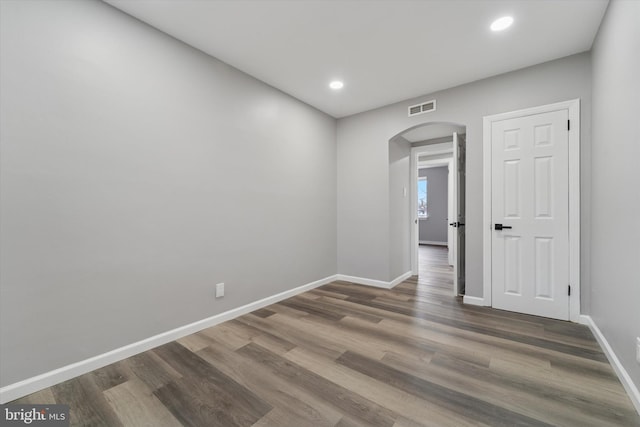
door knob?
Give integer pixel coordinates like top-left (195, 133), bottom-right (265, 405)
top-left (494, 224), bottom-right (512, 230)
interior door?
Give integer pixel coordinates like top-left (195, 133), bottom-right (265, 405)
top-left (447, 160), bottom-right (454, 266)
top-left (456, 134), bottom-right (466, 295)
top-left (449, 133), bottom-right (466, 295)
top-left (491, 109), bottom-right (569, 320)
top-left (451, 133), bottom-right (459, 294)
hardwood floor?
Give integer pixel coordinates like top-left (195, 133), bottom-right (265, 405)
top-left (13, 245), bottom-right (640, 426)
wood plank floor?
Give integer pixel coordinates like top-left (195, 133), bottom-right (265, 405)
top-left (13, 245), bottom-right (640, 426)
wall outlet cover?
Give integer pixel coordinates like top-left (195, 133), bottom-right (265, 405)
top-left (215, 283), bottom-right (225, 298)
top-left (636, 337), bottom-right (640, 364)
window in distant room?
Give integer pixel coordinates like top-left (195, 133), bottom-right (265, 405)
top-left (418, 177), bottom-right (428, 218)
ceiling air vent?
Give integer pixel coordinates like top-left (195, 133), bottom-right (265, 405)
top-left (408, 100), bottom-right (436, 117)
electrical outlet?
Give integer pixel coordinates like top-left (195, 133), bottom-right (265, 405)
top-left (215, 283), bottom-right (225, 298)
top-left (636, 337), bottom-right (640, 364)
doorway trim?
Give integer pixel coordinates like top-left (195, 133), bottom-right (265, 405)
top-left (482, 99), bottom-right (580, 322)
top-left (410, 142), bottom-right (454, 275)
top-left (417, 160), bottom-right (453, 249)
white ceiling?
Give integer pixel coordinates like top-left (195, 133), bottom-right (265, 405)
top-left (104, 0), bottom-right (608, 118)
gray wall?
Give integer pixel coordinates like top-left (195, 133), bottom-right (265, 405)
top-left (388, 138), bottom-right (412, 279)
top-left (590, 0), bottom-right (640, 391)
top-left (337, 52), bottom-right (592, 295)
top-left (418, 167), bottom-right (448, 243)
top-left (0, 0), bottom-right (336, 387)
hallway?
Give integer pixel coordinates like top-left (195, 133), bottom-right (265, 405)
top-left (417, 244), bottom-right (455, 297)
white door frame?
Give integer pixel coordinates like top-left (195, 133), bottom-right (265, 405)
top-left (482, 99), bottom-right (581, 322)
top-left (410, 142), bottom-right (454, 275)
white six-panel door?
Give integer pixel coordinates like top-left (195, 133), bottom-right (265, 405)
top-left (491, 109), bottom-right (570, 320)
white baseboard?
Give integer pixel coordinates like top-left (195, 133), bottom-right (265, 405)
top-left (336, 271), bottom-right (413, 290)
top-left (0, 274), bottom-right (338, 404)
top-left (580, 315), bottom-right (640, 415)
top-left (336, 274), bottom-right (390, 289)
top-left (389, 271), bottom-right (413, 288)
top-left (419, 240), bottom-right (448, 246)
top-left (462, 295), bottom-right (487, 306)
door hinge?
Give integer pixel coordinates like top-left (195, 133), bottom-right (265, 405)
top-left (568, 285), bottom-right (571, 296)
top-left (567, 120), bottom-right (570, 131)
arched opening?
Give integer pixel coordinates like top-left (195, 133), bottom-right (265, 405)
top-left (389, 121), bottom-right (467, 296)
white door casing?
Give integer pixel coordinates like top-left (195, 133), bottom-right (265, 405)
top-left (410, 142), bottom-right (454, 275)
top-left (482, 99), bottom-right (580, 322)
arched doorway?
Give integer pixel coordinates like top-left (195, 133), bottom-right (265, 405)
top-left (390, 121), bottom-right (467, 295)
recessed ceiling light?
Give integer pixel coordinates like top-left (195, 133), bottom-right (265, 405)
top-left (329, 80), bottom-right (344, 90)
top-left (490, 16), bottom-right (514, 32)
